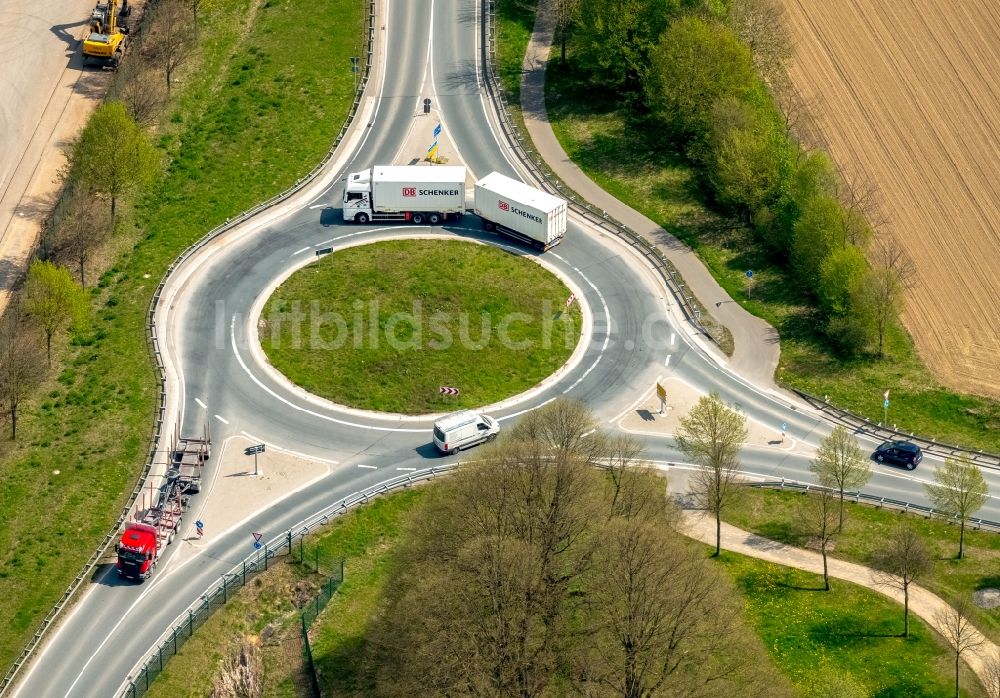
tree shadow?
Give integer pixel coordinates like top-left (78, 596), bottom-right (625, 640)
top-left (438, 60), bottom-right (479, 94)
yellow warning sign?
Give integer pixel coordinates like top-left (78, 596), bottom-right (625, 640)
top-left (656, 382), bottom-right (667, 401)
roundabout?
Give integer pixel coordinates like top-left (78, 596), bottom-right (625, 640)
top-left (258, 238), bottom-right (583, 414)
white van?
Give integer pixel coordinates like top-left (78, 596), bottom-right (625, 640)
top-left (433, 410), bottom-right (500, 455)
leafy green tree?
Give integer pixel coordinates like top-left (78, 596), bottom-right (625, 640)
top-left (791, 195), bottom-right (844, 291)
top-left (818, 244), bottom-right (868, 317)
top-left (809, 426), bottom-right (870, 530)
top-left (645, 16), bottom-right (756, 141)
top-left (0, 302), bottom-right (46, 439)
top-left (22, 260), bottom-right (88, 366)
top-left (73, 102), bottom-right (159, 218)
top-left (675, 392), bottom-right (748, 556)
top-left (707, 98), bottom-right (786, 214)
top-left (769, 150), bottom-right (838, 255)
top-left (574, 0), bottom-right (680, 93)
top-left (924, 454), bottom-right (989, 559)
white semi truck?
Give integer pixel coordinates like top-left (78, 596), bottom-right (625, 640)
top-left (474, 172), bottom-right (567, 251)
top-left (342, 165), bottom-right (467, 224)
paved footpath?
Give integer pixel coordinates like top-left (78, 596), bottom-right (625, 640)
top-left (675, 499), bottom-right (999, 686)
top-left (518, 1), bottom-right (780, 388)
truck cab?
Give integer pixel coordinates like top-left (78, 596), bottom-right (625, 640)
top-left (343, 170), bottom-right (374, 223)
top-left (116, 523), bottom-right (159, 581)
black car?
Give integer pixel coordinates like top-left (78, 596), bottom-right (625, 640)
top-left (873, 441), bottom-right (923, 470)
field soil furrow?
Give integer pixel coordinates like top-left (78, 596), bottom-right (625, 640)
top-left (782, 0), bottom-right (1000, 397)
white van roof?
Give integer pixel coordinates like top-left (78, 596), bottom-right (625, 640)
top-left (434, 410), bottom-right (481, 432)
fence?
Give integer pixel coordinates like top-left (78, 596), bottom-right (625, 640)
top-left (301, 564), bottom-right (345, 698)
top-left (748, 479), bottom-right (1000, 533)
top-left (117, 465), bottom-right (454, 697)
top-left (481, 0), bottom-right (725, 349)
top-left (0, 1), bottom-right (378, 694)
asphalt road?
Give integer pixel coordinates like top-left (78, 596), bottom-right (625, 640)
top-left (13, 0), bottom-right (1000, 695)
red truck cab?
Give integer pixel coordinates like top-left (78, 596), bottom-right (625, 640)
top-left (116, 522), bottom-right (159, 581)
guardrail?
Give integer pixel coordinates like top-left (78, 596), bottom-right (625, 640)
top-left (119, 464), bottom-right (456, 697)
top-left (748, 479), bottom-right (1000, 533)
top-left (791, 389), bottom-right (1000, 471)
top-left (0, 2), bottom-right (377, 694)
top-left (481, 0), bottom-right (725, 349)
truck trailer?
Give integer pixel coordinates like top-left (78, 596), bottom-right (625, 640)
top-left (116, 425), bottom-right (210, 582)
top-left (474, 172), bottom-right (567, 251)
top-left (343, 165), bottom-right (467, 224)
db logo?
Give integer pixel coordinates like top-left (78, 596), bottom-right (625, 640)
top-left (498, 200), bottom-right (510, 211)
top-left (402, 187), bottom-right (417, 197)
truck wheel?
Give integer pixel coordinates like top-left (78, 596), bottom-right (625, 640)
top-left (355, 212), bottom-right (370, 224)
top-left (486, 434), bottom-right (497, 442)
top-left (483, 220), bottom-right (495, 232)
top-left (167, 531), bottom-right (174, 545)
top-left (411, 213), bottom-right (425, 225)
top-left (428, 213), bottom-right (442, 225)
top-left (450, 447), bottom-right (460, 456)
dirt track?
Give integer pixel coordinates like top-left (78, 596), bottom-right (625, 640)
top-left (781, 0), bottom-right (1000, 398)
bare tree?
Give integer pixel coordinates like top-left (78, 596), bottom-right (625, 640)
top-left (149, 0), bottom-right (193, 93)
top-left (0, 302), bottom-right (46, 439)
top-left (798, 489), bottom-right (839, 591)
top-left (116, 61), bottom-right (167, 127)
top-left (983, 647), bottom-right (1000, 698)
top-left (583, 519), bottom-right (781, 698)
top-left (809, 426), bottom-right (870, 530)
top-left (935, 597), bottom-right (985, 698)
top-left (600, 432), bottom-right (662, 521)
top-left (870, 525), bottom-right (931, 637)
top-left (52, 187), bottom-right (113, 287)
top-left (864, 235), bottom-right (915, 358)
top-left (676, 393), bottom-right (749, 556)
top-left (924, 454), bottom-right (989, 559)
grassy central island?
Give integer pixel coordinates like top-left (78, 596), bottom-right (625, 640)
top-left (260, 239), bottom-right (582, 413)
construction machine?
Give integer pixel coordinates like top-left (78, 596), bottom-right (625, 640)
top-left (82, 0), bottom-right (131, 68)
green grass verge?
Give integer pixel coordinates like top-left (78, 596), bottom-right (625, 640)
top-left (495, 0), bottom-right (539, 101)
top-left (540, 57), bottom-right (1000, 452)
top-left (724, 488), bottom-right (1000, 644)
top-left (0, 0), bottom-right (363, 674)
top-left (260, 240), bottom-right (581, 413)
top-left (144, 489), bottom-right (424, 697)
top-left (720, 552), bottom-right (987, 697)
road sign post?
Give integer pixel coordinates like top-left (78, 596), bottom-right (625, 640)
top-left (745, 270), bottom-right (754, 299)
top-left (244, 443), bottom-right (265, 476)
top-left (195, 519), bottom-right (204, 538)
top-left (883, 389), bottom-right (890, 425)
top-left (656, 382), bottom-right (667, 414)
top-left (781, 421), bottom-right (787, 442)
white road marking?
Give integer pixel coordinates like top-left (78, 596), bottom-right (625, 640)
top-left (670, 332), bottom-right (676, 346)
top-left (665, 355), bottom-right (671, 367)
top-left (498, 397), bottom-right (556, 421)
top-left (308, 204), bottom-right (327, 209)
top-left (357, 464), bottom-right (377, 470)
top-left (236, 429), bottom-right (340, 465)
top-left (292, 246), bottom-right (310, 255)
top-left (397, 467), bottom-right (417, 471)
top-left (214, 414), bottom-right (229, 425)
top-left (194, 398), bottom-right (207, 409)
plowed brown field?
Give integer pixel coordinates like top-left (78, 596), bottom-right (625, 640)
top-left (781, 0), bottom-right (1000, 398)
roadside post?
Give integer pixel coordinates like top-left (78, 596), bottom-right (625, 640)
top-left (745, 269), bottom-right (754, 299)
top-left (781, 422), bottom-right (787, 442)
top-left (656, 382), bottom-right (667, 415)
top-left (883, 389), bottom-right (890, 425)
top-left (244, 443), bottom-right (265, 476)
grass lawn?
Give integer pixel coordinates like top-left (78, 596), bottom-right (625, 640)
top-left (720, 552), bottom-right (987, 697)
top-left (496, 0), bottom-right (539, 101)
top-left (260, 240), bottom-right (581, 413)
top-left (0, 0), bottom-right (363, 675)
top-left (144, 488), bottom-right (424, 696)
top-left (724, 488), bottom-right (1000, 644)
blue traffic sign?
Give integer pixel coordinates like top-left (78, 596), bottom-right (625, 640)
top-left (781, 422), bottom-right (787, 432)
top-left (433, 122), bottom-right (442, 138)
top-left (195, 520), bottom-right (204, 530)
top-left (746, 270), bottom-right (754, 278)
top-left (253, 541), bottom-right (262, 550)
top-left (884, 399), bottom-right (890, 408)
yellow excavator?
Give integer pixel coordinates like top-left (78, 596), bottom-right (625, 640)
top-left (82, 0), bottom-right (131, 68)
